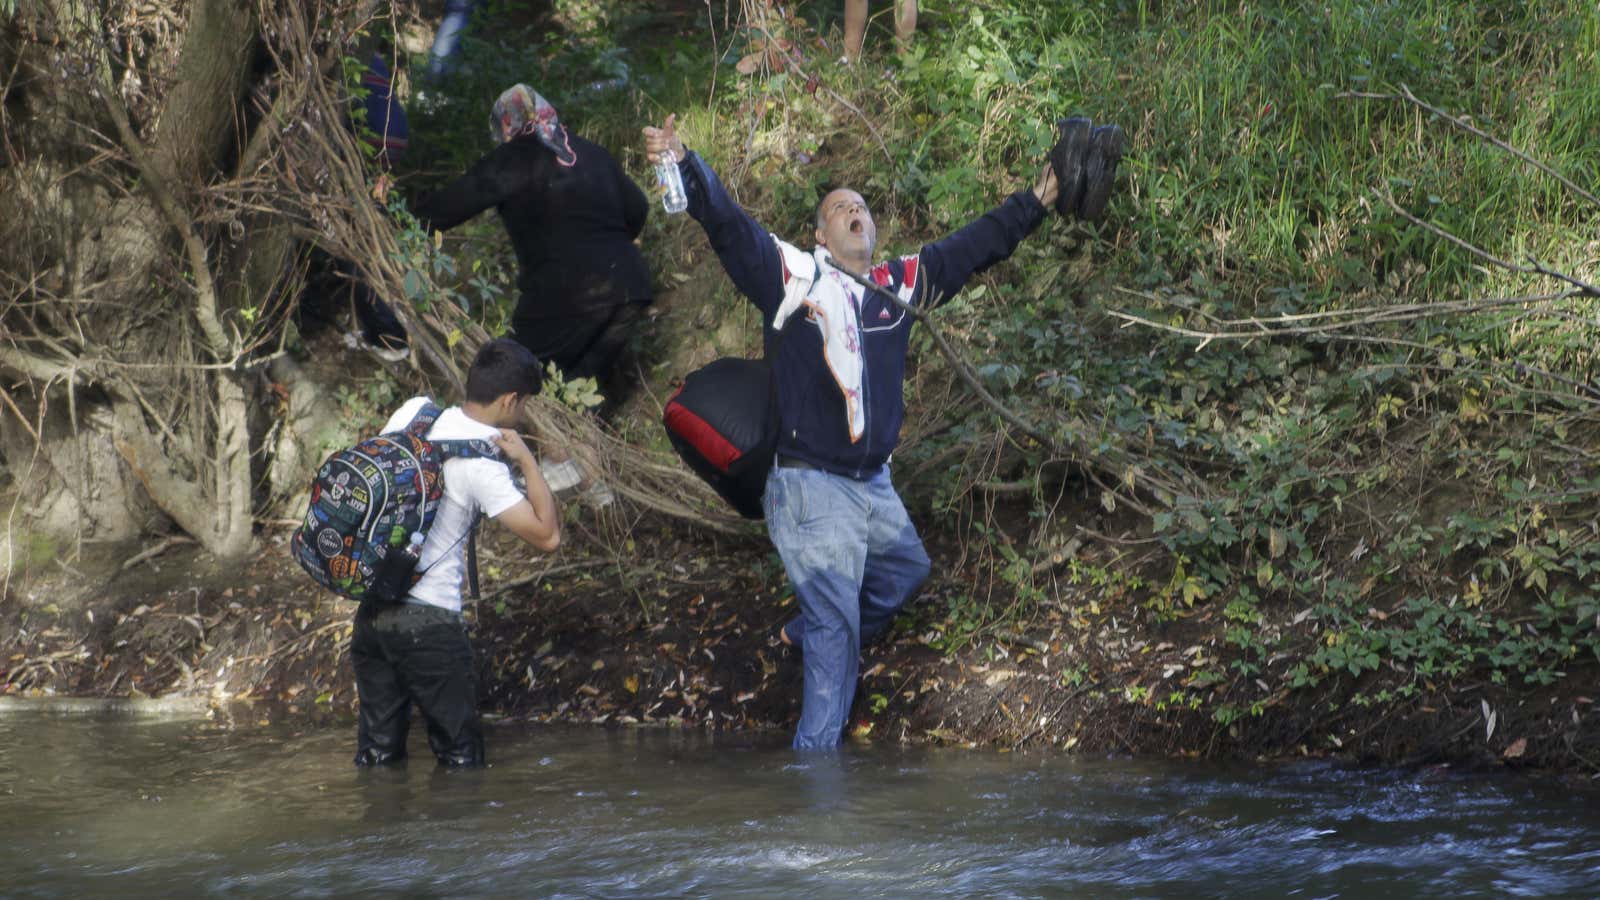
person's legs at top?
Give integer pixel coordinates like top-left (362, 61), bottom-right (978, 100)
top-left (390, 604), bottom-right (485, 767)
top-left (843, 0), bottom-right (868, 62)
top-left (764, 465), bottom-right (871, 750)
top-left (427, 0), bottom-right (486, 80)
top-left (843, 0), bottom-right (918, 62)
top-left (857, 467), bottom-right (930, 645)
top-left (351, 604), bottom-right (413, 766)
top-left (894, 0), bottom-right (918, 47)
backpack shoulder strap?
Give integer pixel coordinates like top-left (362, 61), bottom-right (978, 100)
top-left (389, 399), bottom-right (444, 439)
top-left (432, 438), bottom-right (503, 462)
top-left (388, 403), bottom-right (500, 462)
top-left (466, 513), bottom-right (483, 601)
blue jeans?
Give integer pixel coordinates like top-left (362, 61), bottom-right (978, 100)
top-left (427, 0), bottom-right (486, 80)
top-left (763, 464), bottom-right (931, 750)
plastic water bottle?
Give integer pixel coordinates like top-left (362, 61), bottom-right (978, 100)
top-left (401, 531), bottom-right (425, 562)
top-left (656, 150), bottom-right (687, 214)
top-left (372, 531), bottom-right (426, 604)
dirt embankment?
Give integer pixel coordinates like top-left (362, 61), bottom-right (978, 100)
top-left (3, 517), bottom-right (1597, 778)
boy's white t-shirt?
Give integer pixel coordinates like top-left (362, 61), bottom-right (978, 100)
top-left (381, 396), bottom-right (526, 612)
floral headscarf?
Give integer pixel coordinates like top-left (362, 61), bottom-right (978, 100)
top-left (490, 84), bottom-right (576, 167)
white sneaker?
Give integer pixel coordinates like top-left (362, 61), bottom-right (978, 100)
top-left (368, 342), bottom-right (410, 363)
top-left (344, 330), bottom-right (409, 362)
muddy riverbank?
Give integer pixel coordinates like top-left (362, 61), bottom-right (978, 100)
top-left (4, 517), bottom-right (1595, 779)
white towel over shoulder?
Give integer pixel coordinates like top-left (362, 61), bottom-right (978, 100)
top-left (771, 238), bottom-right (867, 443)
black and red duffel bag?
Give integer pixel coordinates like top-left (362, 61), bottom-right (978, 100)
top-left (662, 358), bottom-right (777, 519)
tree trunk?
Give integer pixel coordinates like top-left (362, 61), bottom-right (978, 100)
top-left (0, 0), bottom-right (283, 559)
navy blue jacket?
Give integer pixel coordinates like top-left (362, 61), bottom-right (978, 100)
top-left (679, 151), bottom-right (1047, 479)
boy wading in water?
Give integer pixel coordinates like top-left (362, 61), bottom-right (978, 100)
top-left (351, 339), bottom-right (561, 767)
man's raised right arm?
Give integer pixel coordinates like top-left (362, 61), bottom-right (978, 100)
top-left (643, 117), bottom-right (784, 317)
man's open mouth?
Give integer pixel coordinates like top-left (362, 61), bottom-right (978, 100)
top-left (849, 218), bottom-right (864, 234)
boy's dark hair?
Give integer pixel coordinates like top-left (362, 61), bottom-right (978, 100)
top-left (465, 338), bottom-right (543, 404)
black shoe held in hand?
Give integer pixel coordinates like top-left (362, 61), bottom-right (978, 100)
top-left (1049, 116), bottom-right (1093, 219)
top-left (1078, 124), bottom-right (1126, 223)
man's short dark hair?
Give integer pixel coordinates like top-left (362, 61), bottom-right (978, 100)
top-left (465, 338), bottom-right (543, 404)
top-left (815, 186), bottom-right (867, 231)
top-left (814, 182), bottom-right (843, 231)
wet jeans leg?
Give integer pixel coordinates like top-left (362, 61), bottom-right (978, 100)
top-left (765, 466), bottom-right (869, 751)
top-left (395, 607), bottom-right (484, 768)
top-left (352, 604), bottom-right (483, 768)
top-left (777, 470), bottom-right (928, 651)
top-left (859, 469), bottom-right (931, 645)
top-left (352, 607), bottom-right (411, 766)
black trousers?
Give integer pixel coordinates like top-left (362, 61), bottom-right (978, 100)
top-left (513, 300), bottom-right (647, 382)
top-left (350, 602), bottom-right (484, 767)
top-left (339, 258), bottom-right (408, 350)
top-left (293, 251), bottom-right (408, 349)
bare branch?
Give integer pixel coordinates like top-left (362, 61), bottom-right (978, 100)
top-left (1525, 259), bottom-right (1600, 299)
top-left (1110, 287), bottom-right (1580, 342)
top-left (94, 53), bottom-right (233, 360)
top-left (1339, 84), bottom-right (1600, 207)
top-left (1376, 189), bottom-right (1536, 276)
top-left (0, 384), bottom-right (41, 445)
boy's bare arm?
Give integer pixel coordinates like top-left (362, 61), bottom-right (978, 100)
top-left (491, 428), bottom-right (561, 552)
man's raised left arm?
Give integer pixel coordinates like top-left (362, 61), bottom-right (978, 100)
top-left (914, 165), bottom-right (1058, 309)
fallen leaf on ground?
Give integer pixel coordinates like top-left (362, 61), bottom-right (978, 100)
top-left (984, 669), bottom-right (1018, 687)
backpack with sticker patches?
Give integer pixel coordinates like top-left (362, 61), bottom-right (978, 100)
top-left (291, 400), bottom-right (499, 603)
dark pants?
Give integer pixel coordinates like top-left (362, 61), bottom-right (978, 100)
top-left (294, 252), bottom-right (408, 350)
top-left (514, 301), bottom-right (646, 382)
top-left (350, 602), bottom-right (484, 767)
top-left (340, 258), bottom-right (408, 350)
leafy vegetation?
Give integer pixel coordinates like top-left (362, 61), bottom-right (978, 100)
top-left (386, 0), bottom-right (1596, 750)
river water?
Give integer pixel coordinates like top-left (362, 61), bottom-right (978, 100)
top-left (2, 709), bottom-right (1597, 898)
